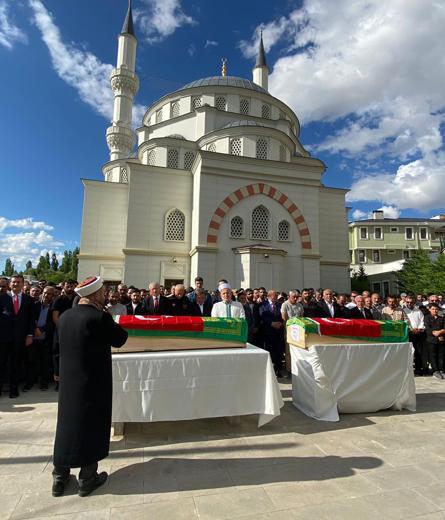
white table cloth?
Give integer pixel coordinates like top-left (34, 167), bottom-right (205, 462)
top-left (112, 344), bottom-right (283, 427)
top-left (290, 343), bottom-right (416, 422)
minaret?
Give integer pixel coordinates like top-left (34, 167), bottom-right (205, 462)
top-left (106, 0), bottom-right (140, 161)
top-left (252, 31), bottom-right (269, 91)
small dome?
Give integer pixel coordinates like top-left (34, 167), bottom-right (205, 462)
top-left (167, 134), bottom-right (186, 140)
top-left (181, 76), bottom-right (267, 93)
top-left (222, 120), bottom-right (266, 129)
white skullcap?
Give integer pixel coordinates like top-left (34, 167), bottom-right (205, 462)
top-left (218, 283), bottom-right (231, 291)
top-left (75, 276), bottom-right (103, 297)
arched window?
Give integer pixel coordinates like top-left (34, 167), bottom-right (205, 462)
top-left (147, 149), bottom-right (156, 166)
top-left (261, 104), bottom-right (271, 119)
top-left (170, 101), bottom-right (180, 118)
top-left (256, 139), bottom-right (268, 160)
top-left (240, 98), bottom-right (250, 115)
top-left (167, 148), bottom-right (179, 168)
top-left (165, 209), bottom-right (185, 241)
top-left (230, 216), bottom-right (244, 238)
top-left (184, 151), bottom-right (195, 170)
top-left (156, 108), bottom-right (163, 123)
top-left (215, 96), bottom-right (227, 111)
top-left (207, 142), bottom-right (216, 152)
top-left (230, 138), bottom-right (242, 156)
top-left (278, 220), bottom-right (290, 241)
top-left (279, 145), bottom-right (286, 162)
top-left (251, 205), bottom-right (270, 240)
top-left (192, 97), bottom-right (202, 110)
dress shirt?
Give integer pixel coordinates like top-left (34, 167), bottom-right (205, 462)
top-left (211, 300), bottom-right (245, 319)
top-left (404, 307), bottom-right (425, 330)
top-left (325, 300), bottom-right (335, 317)
top-left (382, 306), bottom-right (407, 321)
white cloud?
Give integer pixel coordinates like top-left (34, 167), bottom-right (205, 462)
top-left (350, 206), bottom-right (401, 221)
top-left (239, 17), bottom-right (292, 59)
top-left (136, 0), bottom-right (196, 44)
top-left (0, 0), bottom-right (27, 49)
top-left (351, 209), bottom-right (367, 221)
top-left (0, 217), bottom-right (54, 232)
top-left (29, 0), bottom-right (145, 126)
top-left (205, 40), bottom-right (218, 48)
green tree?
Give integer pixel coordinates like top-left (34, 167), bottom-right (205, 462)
top-left (71, 247), bottom-right (79, 279)
top-left (351, 264), bottom-right (370, 292)
top-left (36, 255), bottom-right (48, 274)
top-left (25, 260), bottom-right (33, 274)
top-left (61, 250), bottom-right (71, 273)
top-left (50, 252), bottom-right (59, 271)
top-left (2, 258), bottom-right (15, 276)
top-left (45, 252), bottom-right (51, 270)
top-left (397, 250), bottom-right (436, 294)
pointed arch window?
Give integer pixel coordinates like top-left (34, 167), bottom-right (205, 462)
top-left (256, 139), bottom-right (268, 160)
top-left (167, 148), bottom-right (179, 168)
top-left (156, 108), bottom-right (163, 123)
top-left (207, 142), bottom-right (216, 152)
top-left (251, 205), bottom-right (270, 240)
top-left (240, 98), bottom-right (250, 115)
top-left (230, 216), bottom-right (244, 238)
top-left (278, 220), bottom-right (290, 241)
top-left (215, 96), bottom-right (227, 111)
top-left (230, 138), bottom-right (242, 156)
top-left (164, 209), bottom-right (185, 241)
top-left (170, 100), bottom-right (180, 118)
top-left (192, 97), bottom-right (202, 110)
top-left (261, 104), bottom-right (271, 119)
top-left (184, 151), bottom-right (195, 170)
top-left (147, 149), bottom-right (156, 166)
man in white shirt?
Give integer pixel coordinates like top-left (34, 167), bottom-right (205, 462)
top-left (211, 284), bottom-right (245, 318)
top-left (106, 290), bottom-right (127, 316)
top-left (405, 295), bottom-right (426, 375)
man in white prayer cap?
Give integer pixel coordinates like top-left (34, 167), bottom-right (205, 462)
top-left (211, 283), bottom-right (246, 318)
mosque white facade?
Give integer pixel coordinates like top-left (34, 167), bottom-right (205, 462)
top-left (78, 2), bottom-right (350, 291)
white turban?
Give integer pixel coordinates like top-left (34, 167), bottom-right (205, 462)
top-left (75, 276), bottom-right (103, 297)
top-left (218, 283), bottom-right (231, 291)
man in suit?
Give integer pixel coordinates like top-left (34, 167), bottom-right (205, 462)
top-left (145, 282), bottom-right (171, 315)
top-left (317, 288), bottom-right (343, 318)
top-left (126, 289), bottom-right (146, 315)
top-left (0, 274), bottom-right (35, 397)
top-left (349, 295), bottom-right (374, 319)
top-left (192, 288), bottom-right (213, 317)
top-left (170, 284), bottom-right (195, 316)
top-left (244, 288), bottom-right (261, 345)
top-left (258, 289), bottom-right (285, 376)
top-left (24, 285), bottom-right (56, 391)
top-left (187, 276), bottom-right (213, 307)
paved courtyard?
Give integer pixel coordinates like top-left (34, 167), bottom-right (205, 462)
top-left (1, 377), bottom-right (445, 520)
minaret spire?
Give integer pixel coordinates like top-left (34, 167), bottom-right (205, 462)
top-left (252, 30), bottom-right (269, 90)
top-left (106, 0), bottom-right (140, 164)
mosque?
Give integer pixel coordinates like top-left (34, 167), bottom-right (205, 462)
top-left (77, 2), bottom-right (350, 292)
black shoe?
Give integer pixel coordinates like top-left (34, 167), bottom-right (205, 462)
top-left (78, 472), bottom-right (108, 497)
top-left (52, 476), bottom-right (70, 497)
top-left (9, 387), bottom-right (19, 398)
top-left (23, 383), bottom-right (33, 392)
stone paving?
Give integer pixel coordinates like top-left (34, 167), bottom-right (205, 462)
top-left (1, 377), bottom-right (445, 519)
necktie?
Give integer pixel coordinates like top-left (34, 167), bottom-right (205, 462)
top-left (226, 303), bottom-right (231, 318)
top-left (362, 309), bottom-right (366, 318)
top-left (13, 294), bottom-right (19, 315)
top-left (154, 297), bottom-right (159, 311)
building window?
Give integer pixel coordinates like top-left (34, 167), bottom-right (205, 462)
top-left (230, 216), bottom-right (244, 238)
top-left (251, 205), bottom-right (270, 240)
top-left (372, 250), bottom-right (380, 263)
top-left (358, 249), bottom-right (366, 263)
top-left (215, 96), bottom-right (227, 111)
top-left (240, 98), bottom-right (250, 115)
top-left (420, 227), bottom-right (428, 240)
top-left (405, 227), bottom-right (414, 240)
top-left (403, 250), bottom-right (410, 260)
top-left (279, 145), bottom-right (286, 162)
top-left (155, 108), bottom-right (163, 123)
top-left (165, 209), bottom-right (185, 241)
top-left (388, 249), bottom-right (396, 254)
top-left (192, 97), bottom-right (202, 110)
top-left (170, 101), bottom-right (180, 118)
top-left (372, 282), bottom-right (382, 293)
top-left (255, 139), bottom-right (268, 160)
top-left (147, 149), bottom-right (156, 166)
top-left (207, 143), bottom-right (216, 152)
top-left (277, 220), bottom-right (290, 241)
top-left (374, 227), bottom-right (383, 239)
top-left (120, 168), bottom-right (128, 183)
top-left (184, 151), bottom-right (195, 170)
top-left (359, 227), bottom-right (368, 239)
top-left (229, 138), bottom-right (242, 156)
top-left (390, 227), bottom-right (398, 232)
top-left (261, 104), bottom-right (271, 119)
top-left (167, 148), bottom-right (179, 168)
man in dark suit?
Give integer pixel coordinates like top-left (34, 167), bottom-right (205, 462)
top-left (0, 274), bottom-right (35, 397)
top-left (191, 288), bottom-right (213, 316)
top-left (145, 282), bottom-right (171, 315)
top-left (349, 295), bottom-right (374, 319)
top-left (126, 289), bottom-right (146, 315)
top-left (258, 289), bottom-right (285, 376)
top-left (317, 288), bottom-right (343, 318)
top-left (24, 285), bottom-right (56, 391)
top-left (169, 284), bottom-right (194, 316)
top-left (238, 290), bottom-right (260, 345)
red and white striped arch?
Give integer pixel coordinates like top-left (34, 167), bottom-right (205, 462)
top-left (206, 182), bottom-right (312, 250)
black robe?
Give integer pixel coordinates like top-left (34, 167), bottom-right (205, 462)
top-left (53, 304), bottom-right (128, 468)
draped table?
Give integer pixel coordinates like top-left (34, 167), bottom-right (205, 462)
top-left (290, 342), bottom-right (416, 422)
top-left (112, 344), bottom-right (283, 434)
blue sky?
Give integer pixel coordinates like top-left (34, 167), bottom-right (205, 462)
top-left (0, 0), bottom-right (444, 270)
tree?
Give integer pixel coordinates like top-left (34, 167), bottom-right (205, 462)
top-left (397, 250), bottom-right (436, 294)
top-left (71, 247), bottom-right (79, 279)
top-left (351, 264), bottom-right (370, 292)
top-left (61, 250), bottom-right (71, 273)
top-left (45, 252), bottom-right (51, 270)
top-left (50, 252), bottom-right (59, 271)
top-left (2, 258), bottom-right (15, 276)
top-left (25, 260), bottom-right (33, 274)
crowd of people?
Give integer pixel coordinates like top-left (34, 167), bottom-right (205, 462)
top-left (1, 273), bottom-right (445, 399)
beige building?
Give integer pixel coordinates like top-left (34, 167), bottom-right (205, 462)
top-left (78, 3), bottom-right (350, 291)
top-left (349, 210), bottom-right (445, 295)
